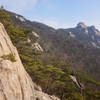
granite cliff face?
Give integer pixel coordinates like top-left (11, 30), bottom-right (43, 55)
top-left (0, 23), bottom-right (60, 100)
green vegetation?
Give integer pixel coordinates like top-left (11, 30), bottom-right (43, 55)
top-left (0, 9), bottom-right (30, 44)
top-left (1, 54), bottom-right (16, 62)
top-left (8, 26), bottom-right (28, 42)
top-left (20, 53), bottom-right (100, 100)
top-left (77, 72), bottom-right (100, 86)
top-left (32, 50), bottom-right (43, 55)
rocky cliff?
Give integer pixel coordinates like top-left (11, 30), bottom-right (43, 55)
top-left (0, 22), bottom-right (60, 100)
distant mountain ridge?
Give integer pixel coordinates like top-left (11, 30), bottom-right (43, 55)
top-left (3, 9), bottom-right (100, 77)
top-left (11, 11), bottom-right (100, 48)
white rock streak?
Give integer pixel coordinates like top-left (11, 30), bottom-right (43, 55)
top-left (69, 75), bottom-right (82, 89)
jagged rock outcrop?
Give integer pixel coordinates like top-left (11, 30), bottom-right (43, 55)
top-left (0, 23), bottom-right (60, 100)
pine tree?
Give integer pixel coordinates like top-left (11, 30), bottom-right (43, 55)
top-left (0, 5), bottom-right (4, 9)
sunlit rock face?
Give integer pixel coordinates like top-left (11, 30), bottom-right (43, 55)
top-left (0, 23), bottom-right (60, 100)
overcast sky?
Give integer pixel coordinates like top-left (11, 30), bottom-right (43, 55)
top-left (0, 0), bottom-right (100, 29)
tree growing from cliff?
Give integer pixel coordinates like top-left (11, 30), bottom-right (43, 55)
top-left (0, 5), bottom-right (4, 9)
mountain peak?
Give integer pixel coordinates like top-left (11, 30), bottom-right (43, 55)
top-left (77, 22), bottom-right (87, 28)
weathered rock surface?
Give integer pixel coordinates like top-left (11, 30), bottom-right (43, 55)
top-left (0, 23), bottom-right (60, 100)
